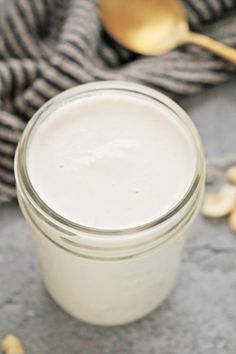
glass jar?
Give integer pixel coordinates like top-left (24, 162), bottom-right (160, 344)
top-left (14, 81), bottom-right (205, 326)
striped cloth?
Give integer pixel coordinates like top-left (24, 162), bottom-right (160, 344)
top-left (0, 0), bottom-right (236, 202)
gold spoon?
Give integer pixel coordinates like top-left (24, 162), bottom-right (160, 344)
top-left (100, 0), bottom-right (236, 65)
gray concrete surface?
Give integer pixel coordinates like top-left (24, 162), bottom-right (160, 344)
top-left (1, 80), bottom-right (236, 354)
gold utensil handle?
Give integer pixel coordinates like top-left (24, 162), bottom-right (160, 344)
top-left (186, 32), bottom-right (236, 65)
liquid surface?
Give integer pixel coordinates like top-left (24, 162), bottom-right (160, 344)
top-left (27, 94), bottom-right (196, 229)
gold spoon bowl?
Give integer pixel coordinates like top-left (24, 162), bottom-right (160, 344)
top-left (100, 0), bottom-right (236, 65)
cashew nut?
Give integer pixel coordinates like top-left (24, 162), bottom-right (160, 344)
top-left (202, 185), bottom-right (236, 218)
top-left (226, 165), bottom-right (236, 185)
top-left (1, 335), bottom-right (25, 354)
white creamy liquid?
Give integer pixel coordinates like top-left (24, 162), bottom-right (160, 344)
top-left (27, 94), bottom-right (196, 229)
top-left (17, 86), bottom-right (204, 326)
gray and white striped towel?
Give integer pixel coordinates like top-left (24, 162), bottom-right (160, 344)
top-left (0, 0), bottom-right (236, 202)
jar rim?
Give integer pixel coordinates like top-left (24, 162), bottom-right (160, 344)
top-left (15, 80), bottom-right (204, 237)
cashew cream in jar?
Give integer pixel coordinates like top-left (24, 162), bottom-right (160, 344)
top-left (15, 81), bottom-right (205, 326)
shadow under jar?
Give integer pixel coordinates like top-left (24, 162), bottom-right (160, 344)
top-left (15, 81), bottom-right (205, 326)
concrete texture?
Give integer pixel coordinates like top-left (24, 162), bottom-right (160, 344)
top-left (1, 80), bottom-right (236, 354)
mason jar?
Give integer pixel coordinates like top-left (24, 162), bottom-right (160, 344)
top-left (14, 81), bottom-right (205, 326)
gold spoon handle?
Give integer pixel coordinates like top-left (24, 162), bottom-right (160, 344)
top-left (185, 32), bottom-right (236, 65)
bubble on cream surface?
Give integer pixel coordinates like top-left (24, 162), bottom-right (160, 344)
top-left (27, 94), bottom-right (196, 229)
